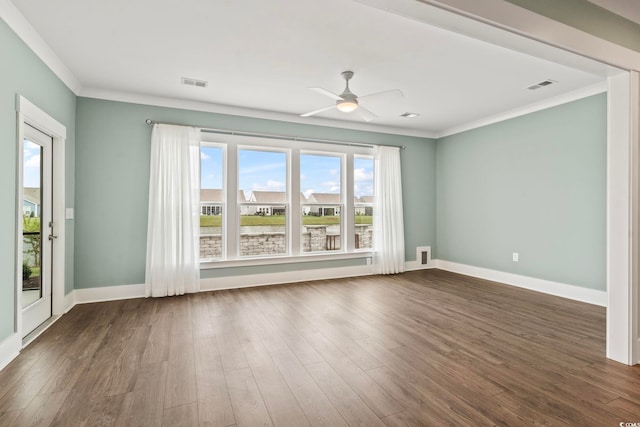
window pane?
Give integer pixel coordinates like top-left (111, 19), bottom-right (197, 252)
top-left (301, 154), bottom-right (342, 252)
top-left (23, 140), bottom-right (42, 307)
top-left (354, 157), bottom-right (373, 249)
top-left (200, 146), bottom-right (223, 260)
top-left (239, 149), bottom-right (287, 256)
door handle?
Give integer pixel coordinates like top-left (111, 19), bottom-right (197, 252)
top-left (48, 234), bottom-right (58, 241)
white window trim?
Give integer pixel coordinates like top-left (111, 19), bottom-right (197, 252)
top-left (199, 132), bottom-right (373, 268)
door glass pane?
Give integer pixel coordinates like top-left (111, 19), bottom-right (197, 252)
top-left (354, 157), bottom-right (373, 249)
top-left (200, 146), bottom-right (224, 260)
top-left (301, 153), bottom-right (342, 252)
top-left (238, 149), bottom-right (287, 256)
top-left (22, 140), bottom-right (43, 307)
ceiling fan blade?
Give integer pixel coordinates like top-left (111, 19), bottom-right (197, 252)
top-left (300, 105), bottom-right (336, 117)
top-left (358, 89), bottom-right (404, 102)
top-left (310, 87), bottom-right (344, 101)
top-left (356, 105), bottom-right (377, 122)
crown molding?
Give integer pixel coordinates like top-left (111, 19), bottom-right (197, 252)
top-left (0, 0), bottom-right (82, 94)
top-left (436, 81), bottom-right (608, 138)
top-left (79, 87), bottom-right (439, 139)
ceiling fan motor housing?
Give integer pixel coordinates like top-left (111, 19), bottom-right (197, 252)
top-left (337, 70), bottom-right (358, 112)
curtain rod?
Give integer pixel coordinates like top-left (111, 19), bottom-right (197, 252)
top-left (144, 119), bottom-right (406, 150)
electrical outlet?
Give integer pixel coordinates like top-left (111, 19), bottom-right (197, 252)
top-left (366, 258), bottom-right (372, 265)
top-left (512, 252), bottom-right (519, 262)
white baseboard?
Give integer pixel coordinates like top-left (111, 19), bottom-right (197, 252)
top-left (436, 259), bottom-right (607, 307)
top-left (404, 260), bottom-right (437, 271)
top-left (74, 283), bottom-right (145, 304)
top-left (0, 333), bottom-right (21, 372)
top-left (67, 261), bottom-right (607, 310)
top-left (200, 264), bottom-right (375, 291)
top-left (72, 265), bottom-right (377, 302)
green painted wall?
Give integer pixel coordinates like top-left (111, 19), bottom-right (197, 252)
top-left (504, 0), bottom-right (640, 53)
top-left (0, 18), bottom-right (76, 341)
top-left (74, 97), bottom-right (436, 288)
top-left (436, 93), bottom-right (606, 290)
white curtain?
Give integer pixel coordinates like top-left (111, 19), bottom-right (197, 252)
top-left (145, 124), bottom-right (201, 297)
top-left (373, 145), bottom-right (405, 274)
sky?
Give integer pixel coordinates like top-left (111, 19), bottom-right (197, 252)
top-left (201, 147), bottom-right (374, 199)
top-left (23, 140), bottom-right (42, 188)
top-left (24, 143), bottom-right (374, 202)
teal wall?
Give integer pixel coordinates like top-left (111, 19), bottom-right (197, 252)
top-left (74, 97), bottom-right (436, 288)
top-left (436, 93), bottom-right (607, 290)
top-left (0, 18), bottom-right (76, 341)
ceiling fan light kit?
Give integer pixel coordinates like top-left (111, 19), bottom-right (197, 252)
top-left (301, 70), bottom-right (403, 121)
top-left (336, 99), bottom-right (358, 112)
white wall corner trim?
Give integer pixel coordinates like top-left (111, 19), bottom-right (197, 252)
top-left (0, 333), bottom-right (21, 372)
top-left (0, 0), bottom-right (81, 93)
top-left (200, 264), bottom-right (375, 292)
top-left (606, 72), bottom-right (637, 365)
top-left (436, 260), bottom-right (607, 307)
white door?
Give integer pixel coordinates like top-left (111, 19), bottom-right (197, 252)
top-left (22, 124), bottom-right (54, 337)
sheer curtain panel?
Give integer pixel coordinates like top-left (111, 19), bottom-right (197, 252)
top-left (373, 145), bottom-right (405, 274)
top-left (145, 124), bottom-right (201, 297)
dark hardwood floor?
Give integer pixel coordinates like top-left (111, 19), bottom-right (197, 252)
top-left (1, 269), bottom-right (639, 426)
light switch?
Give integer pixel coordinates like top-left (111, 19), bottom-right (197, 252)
top-left (512, 252), bottom-right (519, 262)
top-left (65, 208), bottom-right (74, 220)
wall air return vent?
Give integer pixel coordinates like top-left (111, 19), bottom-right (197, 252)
top-left (527, 79), bottom-right (557, 90)
top-left (181, 77), bottom-right (208, 88)
top-left (416, 246), bottom-right (431, 265)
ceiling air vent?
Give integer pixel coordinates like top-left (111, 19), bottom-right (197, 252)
top-left (527, 79), bottom-right (557, 90)
top-left (181, 77), bottom-right (208, 88)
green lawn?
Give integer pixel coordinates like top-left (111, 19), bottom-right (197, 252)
top-left (201, 215), bottom-right (372, 227)
top-left (23, 216), bottom-right (40, 232)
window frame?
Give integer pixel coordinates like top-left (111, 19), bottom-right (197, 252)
top-left (199, 132), bottom-right (373, 268)
top-left (353, 154), bottom-right (375, 252)
top-left (300, 151), bottom-right (345, 254)
top-left (237, 145), bottom-right (290, 258)
top-left (199, 142), bottom-right (226, 262)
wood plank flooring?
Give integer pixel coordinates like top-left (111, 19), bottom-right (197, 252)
top-left (1, 269), bottom-right (639, 426)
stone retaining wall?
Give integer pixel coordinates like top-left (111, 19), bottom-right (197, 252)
top-left (200, 225), bottom-right (373, 258)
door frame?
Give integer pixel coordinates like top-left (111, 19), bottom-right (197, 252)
top-left (15, 95), bottom-right (66, 341)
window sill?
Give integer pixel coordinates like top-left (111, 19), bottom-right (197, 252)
top-left (200, 251), bottom-right (373, 269)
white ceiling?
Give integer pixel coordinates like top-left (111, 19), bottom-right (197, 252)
top-left (10, 0), bottom-right (621, 136)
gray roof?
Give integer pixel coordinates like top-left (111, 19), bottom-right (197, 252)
top-left (306, 192), bottom-right (340, 204)
top-left (200, 189), bottom-right (246, 202)
top-left (24, 187), bottom-right (40, 205)
top-left (249, 191), bottom-right (285, 203)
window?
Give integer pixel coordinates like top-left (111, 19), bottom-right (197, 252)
top-left (238, 149), bottom-right (288, 257)
top-left (199, 133), bottom-right (373, 264)
top-left (301, 153), bottom-right (343, 252)
top-left (200, 145), bottom-right (224, 260)
top-left (354, 156), bottom-right (374, 249)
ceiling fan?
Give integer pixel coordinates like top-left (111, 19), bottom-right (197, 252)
top-left (300, 71), bottom-right (403, 122)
